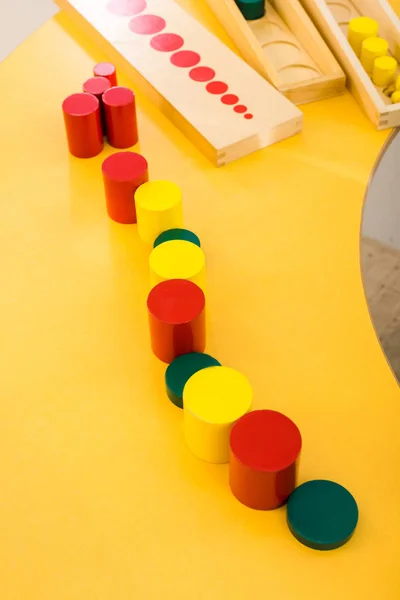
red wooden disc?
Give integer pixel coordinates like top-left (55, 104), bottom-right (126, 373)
top-left (147, 279), bottom-right (205, 325)
top-left (230, 410), bottom-right (302, 472)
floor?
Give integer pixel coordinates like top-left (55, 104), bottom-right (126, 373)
top-left (0, 0), bottom-right (58, 62)
top-left (361, 237), bottom-right (400, 381)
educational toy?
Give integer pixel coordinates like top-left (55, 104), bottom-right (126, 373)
top-left (183, 366), bottom-right (253, 463)
top-left (300, 0), bottom-right (400, 128)
top-left (229, 410), bottom-right (302, 510)
top-left (147, 279), bottom-right (206, 364)
top-left (360, 37), bottom-right (389, 74)
top-left (62, 92), bottom-right (103, 158)
top-left (54, 0), bottom-right (303, 166)
top-left (153, 228), bottom-right (201, 249)
top-left (93, 61), bottom-right (118, 86)
top-left (235, 0), bottom-right (265, 21)
top-left (149, 239), bottom-right (206, 290)
top-left (165, 352), bottom-right (221, 409)
top-left (103, 86), bottom-right (138, 148)
top-left (82, 76), bottom-right (111, 134)
top-left (348, 16), bottom-right (378, 56)
top-left (135, 181), bottom-right (184, 245)
top-left (101, 151), bottom-right (149, 223)
top-left (372, 55), bottom-right (397, 86)
top-left (204, 0), bottom-right (345, 105)
top-left (287, 480), bottom-right (359, 550)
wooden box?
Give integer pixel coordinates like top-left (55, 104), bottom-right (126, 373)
top-left (300, 0), bottom-right (400, 129)
top-left (54, 0), bottom-right (303, 167)
top-left (203, 0), bottom-right (346, 105)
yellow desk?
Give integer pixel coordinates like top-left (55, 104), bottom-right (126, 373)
top-left (0, 3), bottom-right (399, 599)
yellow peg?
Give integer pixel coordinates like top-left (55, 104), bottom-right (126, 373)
top-left (372, 56), bottom-right (397, 87)
top-left (391, 91), bottom-right (400, 103)
top-left (360, 37), bottom-right (388, 74)
top-left (348, 17), bottom-right (378, 57)
top-left (149, 239), bottom-right (206, 291)
top-left (395, 75), bottom-right (400, 90)
top-left (135, 180), bottom-right (184, 245)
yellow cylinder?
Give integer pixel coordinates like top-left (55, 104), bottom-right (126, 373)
top-left (135, 180), bottom-right (184, 245)
top-left (391, 90), bottom-right (400, 103)
top-left (183, 366), bottom-right (253, 463)
top-left (395, 75), bottom-right (400, 90)
top-left (149, 239), bottom-right (206, 290)
top-left (360, 37), bottom-right (388, 74)
top-left (348, 17), bottom-right (379, 57)
top-left (372, 56), bottom-right (397, 87)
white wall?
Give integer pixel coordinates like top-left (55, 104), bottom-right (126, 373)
top-left (362, 131), bottom-right (400, 249)
top-left (0, 0), bottom-right (58, 62)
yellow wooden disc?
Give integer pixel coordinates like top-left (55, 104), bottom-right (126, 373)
top-left (149, 239), bottom-right (206, 290)
top-left (183, 366), bottom-right (253, 463)
top-left (372, 56), bottom-right (397, 87)
top-left (135, 181), bottom-right (184, 245)
top-left (348, 17), bottom-right (378, 56)
top-left (184, 366), bottom-right (253, 424)
top-left (391, 90), bottom-right (400, 104)
top-left (360, 37), bottom-right (388, 73)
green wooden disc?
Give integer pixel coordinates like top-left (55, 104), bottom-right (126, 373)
top-left (235, 0), bottom-right (265, 20)
top-left (287, 480), bottom-right (359, 551)
top-left (165, 353), bottom-right (221, 409)
top-left (153, 228), bottom-right (201, 249)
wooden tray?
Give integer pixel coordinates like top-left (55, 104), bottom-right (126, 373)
top-left (203, 0), bottom-right (346, 105)
top-left (300, 0), bottom-right (400, 128)
top-left (54, 0), bottom-right (303, 167)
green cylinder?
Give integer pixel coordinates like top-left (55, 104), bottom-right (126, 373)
top-left (235, 0), bottom-right (265, 20)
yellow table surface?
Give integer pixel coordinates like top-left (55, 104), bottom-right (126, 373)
top-left (1, 3), bottom-right (400, 598)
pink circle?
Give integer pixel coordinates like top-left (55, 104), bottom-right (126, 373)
top-left (221, 94), bottom-right (239, 105)
top-left (189, 67), bottom-right (216, 82)
top-left (107, 0), bottom-right (146, 15)
top-left (234, 105), bottom-right (247, 114)
top-left (150, 33), bottom-right (184, 52)
top-left (245, 114), bottom-right (254, 120)
top-left (129, 14), bottom-right (166, 34)
top-left (206, 81), bottom-right (228, 95)
top-left (171, 50), bottom-right (201, 68)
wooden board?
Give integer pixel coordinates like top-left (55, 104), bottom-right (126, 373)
top-left (54, 0), bottom-right (303, 166)
top-left (204, 0), bottom-right (346, 105)
top-left (300, 0), bottom-right (400, 129)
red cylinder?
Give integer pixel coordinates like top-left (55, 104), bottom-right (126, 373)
top-left (229, 410), bottom-right (302, 510)
top-left (83, 76), bottom-right (111, 135)
top-left (103, 87), bottom-right (138, 149)
top-left (62, 93), bottom-right (103, 159)
top-left (93, 62), bottom-right (118, 87)
top-left (147, 279), bottom-right (206, 364)
top-left (102, 151), bottom-right (148, 223)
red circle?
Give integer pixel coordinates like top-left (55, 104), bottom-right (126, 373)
top-left (102, 86), bottom-right (134, 107)
top-left (83, 76), bottom-right (111, 96)
top-left (245, 114), bottom-right (254, 120)
top-left (206, 81), bottom-right (228, 95)
top-left (221, 94), bottom-right (239, 105)
top-left (129, 14), bottom-right (166, 34)
top-left (62, 92), bottom-right (99, 116)
top-left (171, 50), bottom-right (201, 68)
top-left (147, 279), bottom-right (205, 325)
top-left (150, 33), bottom-right (184, 52)
top-left (107, 0), bottom-right (147, 16)
top-left (230, 410), bottom-right (302, 472)
top-left (234, 105), bottom-right (247, 114)
top-left (189, 67), bottom-right (215, 82)
top-left (102, 151), bottom-right (148, 183)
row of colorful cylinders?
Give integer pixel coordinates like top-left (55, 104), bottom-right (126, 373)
top-left (100, 148), bottom-right (358, 550)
